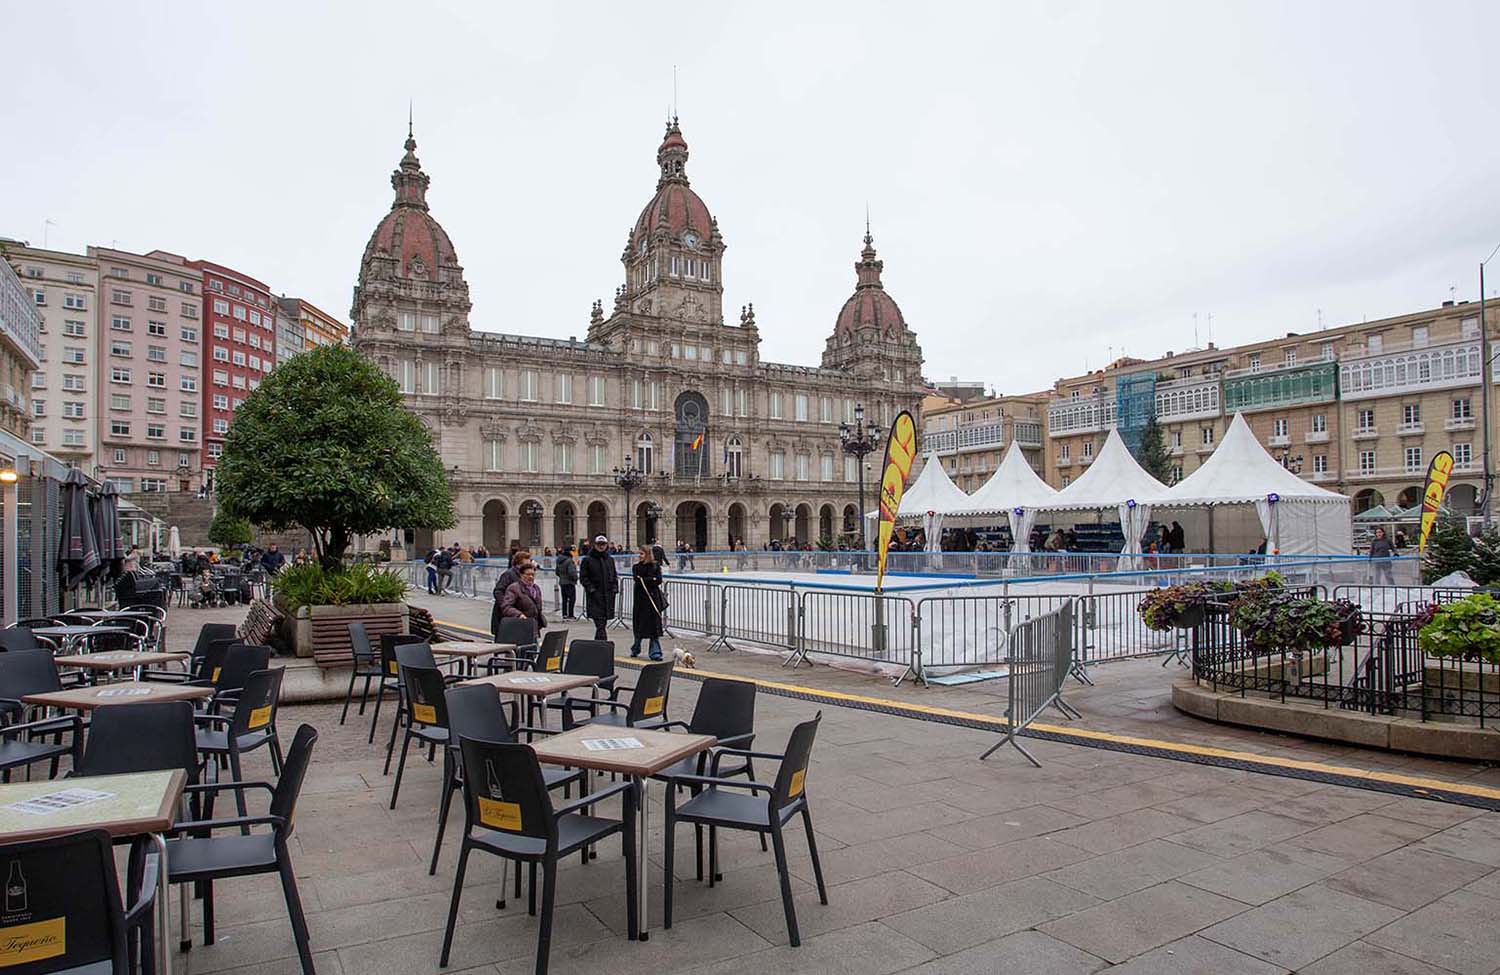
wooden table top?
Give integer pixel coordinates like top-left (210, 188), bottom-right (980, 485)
top-left (52, 651), bottom-right (189, 671)
top-left (23, 681), bottom-right (214, 709)
top-left (0, 769), bottom-right (186, 842)
top-left (461, 672), bottom-right (597, 696)
top-left (431, 641), bottom-right (518, 658)
top-left (532, 727), bottom-right (716, 778)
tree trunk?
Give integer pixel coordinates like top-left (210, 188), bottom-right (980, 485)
top-left (320, 526), bottom-right (351, 571)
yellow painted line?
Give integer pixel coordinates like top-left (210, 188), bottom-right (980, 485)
top-left (434, 618), bottom-right (1500, 802)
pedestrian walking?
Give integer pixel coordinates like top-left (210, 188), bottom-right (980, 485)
top-left (1369, 526), bottom-right (1395, 585)
top-left (579, 535), bottom-right (620, 641)
top-left (630, 545), bottom-right (666, 660)
top-left (500, 561), bottom-right (547, 640)
top-left (555, 545), bottom-right (579, 619)
top-left (490, 548), bottom-right (531, 640)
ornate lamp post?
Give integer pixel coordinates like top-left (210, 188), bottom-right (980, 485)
top-left (520, 499), bottom-right (543, 547)
top-left (1276, 450), bottom-right (1304, 475)
top-left (613, 457), bottom-right (645, 549)
top-left (839, 403), bottom-right (883, 549)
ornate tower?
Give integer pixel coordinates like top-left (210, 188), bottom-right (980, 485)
top-left (350, 124), bottom-right (471, 340)
top-left (593, 118), bottom-right (725, 341)
top-left (822, 230), bottom-right (924, 385)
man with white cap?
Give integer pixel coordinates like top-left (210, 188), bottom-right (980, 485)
top-left (579, 534), bottom-right (621, 640)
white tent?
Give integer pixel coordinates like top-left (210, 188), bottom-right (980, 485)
top-left (957, 441), bottom-right (1059, 552)
top-left (1041, 427), bottom-right (1169, 567)
top-left (864, 454), bottom-right (970, 551)
top-left (1160, 412), bottom-right (1352, 555)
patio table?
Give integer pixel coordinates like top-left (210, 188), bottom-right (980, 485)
top-left (431, 641), bottom-right (519, 676)
top-left (52, 651), bottom-right (189, 684)
top-left (23, 681), bottom-right (213, 710)
top-left (0, 769), bottom-right (185, 975)
top-left (29, 625), bottom-right (130, 654)
top-left (532, 726), bottom-right (715, 940)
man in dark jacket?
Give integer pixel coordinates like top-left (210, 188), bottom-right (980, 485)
top-left (432, 546), bottom-right (455, 593)
top-left (579, 535), bottom-right (620, 640)
top-left (260, 543), bottom-right (286, 574)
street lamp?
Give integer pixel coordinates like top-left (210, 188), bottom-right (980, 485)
top-left (1480, 243), bottom-right (1500, 524)
top-left (613, 457), bottom-right (645, 549)
top-left (839, 403), bottom-right (882, 549)
top-left (1276, 450), bottom-right (1304, 476)
top-left (520, 499), bottom-right (543, 547)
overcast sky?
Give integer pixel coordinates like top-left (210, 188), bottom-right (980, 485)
top-left (4, 1), bottom-right (1498, 394)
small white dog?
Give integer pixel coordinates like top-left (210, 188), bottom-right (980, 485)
top-left (673, 647), bottom-right (697, 669)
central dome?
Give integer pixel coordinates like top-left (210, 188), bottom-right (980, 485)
top-left (629, 119), bottom-right (714, 252)
top-left (359, 132), bottom-right (460, 283)
top-left (834, 233), bottom-right (907, 339)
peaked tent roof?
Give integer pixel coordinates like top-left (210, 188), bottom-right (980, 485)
top-left (1161, 413), bottom-right (1349, 506)
top-left (959, 441), bottom-right (1059, 515)
top-left (896, 454), bottom-right (971, 517)
top-left (1045, 428), bottom-right (1169, 511)
top-left (1353, 504), bottom-right (1394, 522)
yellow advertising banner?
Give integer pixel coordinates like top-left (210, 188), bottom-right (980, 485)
top-left (1419, 450), bottom-right (1455, 551)
top-left (876, 411), bottom-right (918, 590)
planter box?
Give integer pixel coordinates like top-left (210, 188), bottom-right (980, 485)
top-left (284, 603), bottom-right (408, 666)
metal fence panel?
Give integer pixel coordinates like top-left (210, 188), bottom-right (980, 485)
top-left (795, 589), bottom-right (917, 674)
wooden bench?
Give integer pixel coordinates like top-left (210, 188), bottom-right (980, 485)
top-left (238, 598), bottom-right (284, 648)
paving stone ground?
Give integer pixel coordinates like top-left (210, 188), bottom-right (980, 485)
top-left (160, 593), bottom-right (1500, 974)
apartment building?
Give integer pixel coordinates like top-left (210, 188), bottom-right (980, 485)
top-left (920, 392), bottom-right (1049, 493)
top-left (1045, 299), bottom-right (1499, 514)
top-left (0, 242), bottom-right (78, 451)
top-left (194, 261), bottom-right (275, 476)
top-left (88, 247), bottom-right (204, 493)
top-left (294, 297), bottom-right (346, 350)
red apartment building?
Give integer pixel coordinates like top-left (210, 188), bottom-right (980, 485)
top-left (191, 261), bottom-right (275, 485)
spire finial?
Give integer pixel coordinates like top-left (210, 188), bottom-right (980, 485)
top-left (408, 100), bottom-right (413, 139)
top-left (673, 64), bottom-right (678, 120)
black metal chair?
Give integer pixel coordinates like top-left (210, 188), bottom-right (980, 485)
top-left (543, 640), bottom-right (619, 725)
top-left (0, 626), bottom-right (43, 652)
top-left (653, 677), bottom-right (763, 878)
top-left (339, 621), bottom-right (384, 725)
top-left (560, 659), bottom-right (673, 731)
top-left (663, 712), bottom-right (828, 946)
top-left (496, 617), bottom-right (540, 666)
top-left (438, 737), bottom-right (637, 974)
top-left (388, 660), bottom-right (450, 809)
top-left (0, 829), bottom-right (158, 975)
top-left (141, 631), bottom-right (236, 686)
top-left (166, 724), bottom-right (319, 974)
top-left (0, 648), bottom-right (85, 780)
top-left (429, 684), bottom-right (585, 875)
top-left (195, 668), bottom-right (287, 830)
top-left (194, 643), bottom-right (272, 714)
top-left (368, 633), bottom-right (429, 745)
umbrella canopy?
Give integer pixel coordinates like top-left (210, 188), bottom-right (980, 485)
top-left (58, 467), bottom-right (100, 590)
top-left (169, 525), bottom-right (182, 557)
top-left (91, 481), bottom-right (128, 581)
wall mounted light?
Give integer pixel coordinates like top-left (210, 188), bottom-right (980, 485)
top-left (0, 470), bottom-right (18, 484)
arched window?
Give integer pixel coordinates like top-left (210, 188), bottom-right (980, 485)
top-left (635, 432), bottom-right (654, 475)
top-left (726, 436), bottom-right (744, 478)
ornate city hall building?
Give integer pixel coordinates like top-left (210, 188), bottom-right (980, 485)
top-left (351, 120), bottom-right (925, 554)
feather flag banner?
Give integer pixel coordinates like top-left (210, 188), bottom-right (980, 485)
top-left (876, 410), bottom-right (918, 591)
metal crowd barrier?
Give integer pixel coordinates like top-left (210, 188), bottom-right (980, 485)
top-left (712, 584), bottom-right (798, 655)
top-left (980, 600), bottom-right (1077, 766)
top-left (793, 589), bottom-right (920, 684)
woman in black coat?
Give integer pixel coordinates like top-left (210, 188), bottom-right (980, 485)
top-left (629, 545), bottom-right (665, 660)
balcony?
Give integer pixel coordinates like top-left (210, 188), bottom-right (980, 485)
top-left (1079, 454), bottom-right (1095, 466)
top-left (1047, 396), bottom-right (1115, 438)
top-left (1169, 444), bottom-right (1184, 456)
top-left (1222, 362), bottom-right (1338, 413)
top-left (1304, 430), bottom-right (1329, 444)
top-left (1352, 428), bottom-right (1379, 441)
top-left (1154, 376), bottom-right (1222, 423)
top-left (1445, 416), bottom-right (1476, 432)
top-left (1340, 339), bottom-right (1484, 401)
top-left (1397, 423), bottom-right (1425, 436)
top-left (1306, 470), bottom-right (1337, 483)
top-left (1195, 443), bottom-right (1216, 455)
top-left (1266, 434), bottom-right (1290, 447)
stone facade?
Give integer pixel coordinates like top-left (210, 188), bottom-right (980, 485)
top-left (351, 120), bottom-right (925, 554)
top-left (0, 243), bottom-right (81, 450)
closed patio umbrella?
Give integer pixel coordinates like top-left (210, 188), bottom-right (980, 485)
top-left (58, 467), bottom-right (100, 590)
top-left (92, 481), bottom-right (127, 581)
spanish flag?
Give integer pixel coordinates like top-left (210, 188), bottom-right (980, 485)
top-left (690, 430), bottom-right (704, 451)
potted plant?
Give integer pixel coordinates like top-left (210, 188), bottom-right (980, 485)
top-left (1139, 584), bottom-right (1210, 631)
top-left (271, 562), bottom-right (411, 661)
top-left (1230, 593), bottom-right (1363, 653)
top-left (1419, 593), bottom-right (1500, 663)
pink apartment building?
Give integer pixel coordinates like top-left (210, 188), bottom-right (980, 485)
top-left (87, 247), bottom-right (205, 493)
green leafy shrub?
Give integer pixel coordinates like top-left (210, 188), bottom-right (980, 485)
top-left (207, 511), bottom-right (252, 549)
top-left (1137, 572), bottom-right (1283, 631)
top-left (271, 562), bottom-right (408, 613)
top-left (1229, 592), bottom-right (1362, 652)
top-left (1419, 593), bottom-right (1500, 663)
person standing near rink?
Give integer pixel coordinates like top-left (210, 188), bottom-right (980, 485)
top-left (580, 535), bottom-right (620, 640)
top-left (1369, 526), bottom-right (1395, 585)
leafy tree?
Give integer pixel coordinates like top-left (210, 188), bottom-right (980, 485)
top-left (1421, 518), bottom-right (1474, 584)
top-left (207, 511), bottom-right (252, 549)
top-left (1136, 412), bottom-right (1174, 484)
top-left (1468, 529), bottom-right (1500, 586)
top-left (216, 344), bottom-right (455, 570)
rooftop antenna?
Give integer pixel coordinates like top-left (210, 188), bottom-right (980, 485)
top-left (672, 65), bottom-right (678, 119)
top-left (42, 218), bottom-right (55, 249)
top-left (1451, 284), bottom-right (1458, 303)
top-left (408, 100), bottom-right (413, 139)
top-left (1193, 312), bottom-right (1199, 347)
top-left (865, 202), bottom-right (871, 237)
top-left (1317, 308), bottom-right (1324, 330)
top-left (1207, 312), bottom-right (1214, 344)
